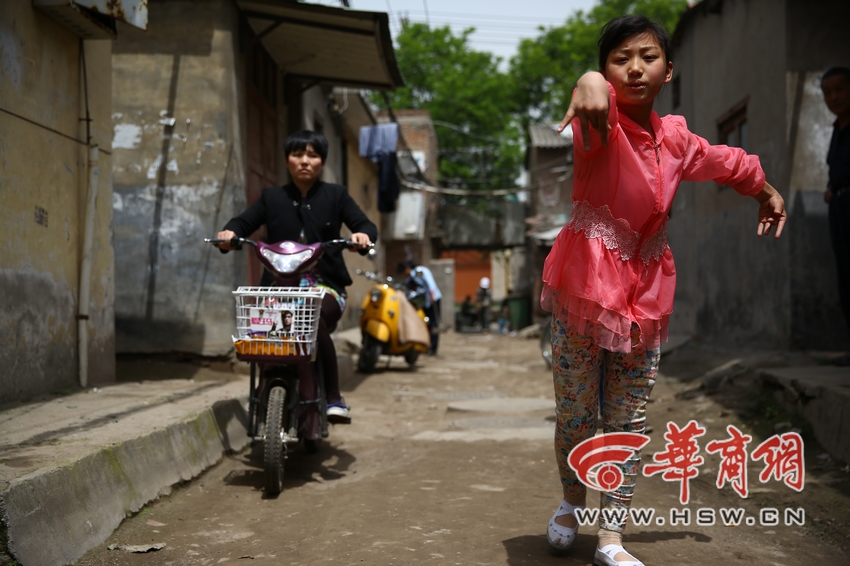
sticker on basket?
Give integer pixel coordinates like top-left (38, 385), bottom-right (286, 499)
top-left (274, 306), bottom-right (296, 335)
top-left (249, 308), bottom-right (280, 332)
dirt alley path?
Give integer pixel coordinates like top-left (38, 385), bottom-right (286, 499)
top-left (76, 331), bottom-right (850, 565)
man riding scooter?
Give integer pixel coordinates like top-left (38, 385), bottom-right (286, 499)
top-left (398, 261), bottom-right (440, 353)
top-left (216, 130), bottom-right (376, 423)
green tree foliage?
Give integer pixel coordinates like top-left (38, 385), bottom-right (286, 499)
top-left (378, 1), bottom-right (689, 189)
top-left (509, 0), bottom-right (689, 125)
top-left (377, 23), bottom-right (523, 190)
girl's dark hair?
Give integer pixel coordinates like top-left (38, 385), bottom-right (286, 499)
top-left (284, 130), bottom-right (329, 163)
top-left (822, 66), bottom-right (850, 84)
top-left (598, 15), bottom-right (672, 71)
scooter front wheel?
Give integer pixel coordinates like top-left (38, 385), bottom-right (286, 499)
top-left (357, 334), bottom-right (382, 373)
top-left (263, 386), bottom-right (286, 494)
top-left (404, 348), bottom-right (420, 367)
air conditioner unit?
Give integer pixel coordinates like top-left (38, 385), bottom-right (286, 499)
top-left (33, 0), bottom-right (148, 39)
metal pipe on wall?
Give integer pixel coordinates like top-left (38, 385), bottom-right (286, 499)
top-left (78, 144), bottom-right (99, 388)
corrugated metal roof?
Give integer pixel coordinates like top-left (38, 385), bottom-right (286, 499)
top-left (239, 0), bottom-right (403, 91)
top-left (528, 124), bottom-right (572, 148)
top-left (34, 0), bottom-right (149, 38)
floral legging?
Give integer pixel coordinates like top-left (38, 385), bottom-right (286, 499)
top-left (551, 315), bottom-right (660, 532)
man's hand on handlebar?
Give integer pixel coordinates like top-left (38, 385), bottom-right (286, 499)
top-left (349, 232), bottom-right (372, 252)
top-left (215, 230), bottom-right (238, 250)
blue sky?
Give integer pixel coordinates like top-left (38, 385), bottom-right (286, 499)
top-left (312, 0), bottom-right (599, 63)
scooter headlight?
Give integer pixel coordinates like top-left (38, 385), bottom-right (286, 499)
top-left (370, 289), bottom-right (382, 303)
top-left (261, 249), bottom-right (313, 273)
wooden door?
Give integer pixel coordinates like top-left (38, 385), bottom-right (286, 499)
top-left (246, 84), bottom-right (278, 285)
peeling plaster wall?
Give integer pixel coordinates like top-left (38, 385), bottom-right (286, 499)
top-left (303, 85), bottom-right (344, 186)
top-left (657, 0), bottom-right (850, 350)
top-left (656, 0), bottom-right (791, 348)
top-left (0, 5), bottom-right (115, 402)
top-left (111, 0), bottom-right (246, 355)
top-left (338, 120), bottom-right (381, 331)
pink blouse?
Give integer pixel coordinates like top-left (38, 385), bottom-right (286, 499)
top-left (541, 85), bottom-right (765, 353)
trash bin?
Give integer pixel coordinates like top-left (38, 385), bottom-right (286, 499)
top-left (506, 294), bottom-right (531, 332)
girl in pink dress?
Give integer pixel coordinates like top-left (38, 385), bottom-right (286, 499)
top-left (542, 15), bottom-right (787, 566)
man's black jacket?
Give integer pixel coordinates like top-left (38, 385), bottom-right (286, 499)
top-left (222, 181), bottom-right (378, 294)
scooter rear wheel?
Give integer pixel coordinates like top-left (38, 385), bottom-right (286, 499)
top-left (357, 334), bottom-right (382, 373)
top-left (263, 386), bottom-right (286, 494)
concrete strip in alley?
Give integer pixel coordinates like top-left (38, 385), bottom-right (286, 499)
top-left (71, 332), bottom-right (850, 566)
top-left (0, 367), bottom-right (250, 566)
top-left (4, 332), bottom-right (850, 565)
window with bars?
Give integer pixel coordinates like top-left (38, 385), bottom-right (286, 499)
top-left (717, 97), bottom-right (749, 151)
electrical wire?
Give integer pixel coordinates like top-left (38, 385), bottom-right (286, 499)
top-left (338, 87), bottom-right (350, 114)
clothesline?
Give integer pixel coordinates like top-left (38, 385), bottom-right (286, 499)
top-left (360, 122), bottom-right (572, 198)
top-left (400, 172), bottom-right (572, 197)
top-left (401, 179), bottom-right (527, 196)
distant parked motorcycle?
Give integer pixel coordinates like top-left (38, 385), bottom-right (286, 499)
top-left (355, 268), bottom-right (430, 373)
top-left (205, 235), bottom-right (368, 495)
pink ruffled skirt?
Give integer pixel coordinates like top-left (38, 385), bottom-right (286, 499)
top-left (541, 226), bottom-right (675, 354)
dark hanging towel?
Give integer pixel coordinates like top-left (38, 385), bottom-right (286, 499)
top-left (377, 152), bottom-right (400, 212)
top-left (360, 123), bottom-right (401, 212)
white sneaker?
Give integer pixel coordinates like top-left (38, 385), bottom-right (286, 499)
top-left (327, 403), bottom-right (350, 423)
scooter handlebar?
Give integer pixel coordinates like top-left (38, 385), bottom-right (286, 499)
top-left (205, 237), bottom-right (373, 252)
top-left (324, 239), bottom-right (375, 252)
top-left (204, 237), bottom-right (256, 251)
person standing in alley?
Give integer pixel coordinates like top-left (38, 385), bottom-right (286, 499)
top-left (821, 66), bottom-right (850, 366)
top-left (543, 15), bottom-right (785, 566)
top-left (476, 277), bottom-right (492, 332)
top-left (414, 264), bottom-right (443, 355)
top-left (397, 261), bottom-right (430, 311)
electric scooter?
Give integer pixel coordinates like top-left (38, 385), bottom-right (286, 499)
top-left (205, 236), bottom-right (367, 495)
top-left (355, 268), bottom-right (430, 373)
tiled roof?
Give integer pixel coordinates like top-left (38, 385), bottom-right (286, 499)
top-left (528, 124), bottom-right (572, 148)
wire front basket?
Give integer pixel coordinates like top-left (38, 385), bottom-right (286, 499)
top-left (231, 286), bottom-right (325, 362)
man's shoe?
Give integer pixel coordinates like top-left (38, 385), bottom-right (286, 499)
top-left (327, 402), bottom-right (351, 424)
top-left (832, 353), bottom-right (850, 366)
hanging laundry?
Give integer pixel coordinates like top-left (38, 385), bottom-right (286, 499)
top-left (377, 152), bottom-right (400, 213)
top-left (359, 123), bottom-right (398, 158)
top-left (360, 123), bottom-right (401, 213)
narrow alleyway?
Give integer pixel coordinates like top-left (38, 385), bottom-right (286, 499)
top-left (75, 332), bottom-right (850, 565)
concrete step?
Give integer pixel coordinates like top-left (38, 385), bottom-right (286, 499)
top-left (759, 365), bottom-right (850, 464)
top-left (0, 369), bottom-right (250, 566)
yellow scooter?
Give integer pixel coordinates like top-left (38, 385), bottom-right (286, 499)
top-left (355, 269), bottom-right (430, 372)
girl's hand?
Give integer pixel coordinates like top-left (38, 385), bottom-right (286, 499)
top-left (216, 229), bottom-right (237, 250)
top-left (754, 182), bottom-right (787, 238)
top-left (557, 71), bottom-right (611, 151)
top-left (349, 232), bottom-right (372, 251)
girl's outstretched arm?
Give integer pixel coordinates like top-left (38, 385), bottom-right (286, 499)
top-left (557, 71), bottom-right (612, 151)
top-left (754, 182), bottom-right (787, 238)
